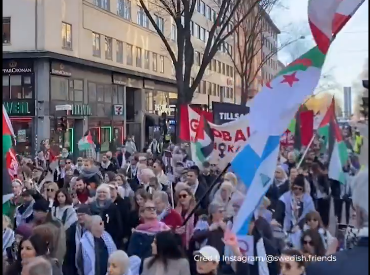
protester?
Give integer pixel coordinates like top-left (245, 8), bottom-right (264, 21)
top-left (306, 168), bottom-right (369, 275)
top-left (280, 249), bottom-right (307, 275)
top-left (89, 184), bottom-right (123, 247)
top-left (266, 166), bottom-right (289, 211)
top-left (3, 180), bottom-right (23, 222)
top-left (186, 168), bottom-right (208, 210)
top-left (51, 189), bottom-right (78, 230)
top-left (3, 215), bottom-right (15, 256)
top-left (78, 215), bottom-right (117, 275)
top-left (142, 231), bottom-right (190, 275)
top-left (153, 191), bottom-right (183, 229)
top-left (300, 229), bottom-right (326, 258)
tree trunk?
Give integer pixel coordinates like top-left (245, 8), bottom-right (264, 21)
top-left (240, 77), bottom-right (248, 105)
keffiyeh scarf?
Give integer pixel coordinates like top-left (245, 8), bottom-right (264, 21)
top-left (157, 205), bottom-right (171, 221)
top-left (80, 231), bottom-right (117, 275)
top-left (3, 228), bottom-right (15, 255)
top-left (15, 201), bottom-right (34, 227)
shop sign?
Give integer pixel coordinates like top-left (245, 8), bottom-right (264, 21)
top-left (51, 62), bottom-right (72, 77)
top-left (3, 100), bottom-right (35, 116)
top-left (3, 60), bottom-right (33, 74)
top-left (112, 74), bottom-right (127, 85)
top-left (113, 104), bottom-right (124, 116)
top-left (71, 104), bottom-right (92, 116)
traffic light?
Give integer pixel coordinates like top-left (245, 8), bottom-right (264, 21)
top-left (57, 116), bottom-right (67, 132)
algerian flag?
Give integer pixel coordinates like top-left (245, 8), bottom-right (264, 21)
top-left (193, 115), bottom-right (215, 164)
top-left (249, 47), bottom-right (326, 136)
top-left (308, 0), bottom-right (365, 53)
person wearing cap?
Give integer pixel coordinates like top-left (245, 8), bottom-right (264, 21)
top-left (3, 179), bottom-right (23, 223)
top-left (108, 181), bottom-right (131, 249)
top-left (63, 204), bottom-right (91, 275)
top-left (32, 199), bottom-right (51, 227)
top-left (194, 234), bottom-right (249, 275)
top-left (306, 168), bottom-right (369, 275)
top-left (272, 174), bottom-right (315, 232)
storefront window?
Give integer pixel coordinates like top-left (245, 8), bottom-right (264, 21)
top-left (101, 127), bottom-right (112, 152)
top-left (11, 119), bottom-right (32, 157)
top-left (51, 76), bottom-right (69, 100)
top-left (3, 74), bottom-right (33, 100)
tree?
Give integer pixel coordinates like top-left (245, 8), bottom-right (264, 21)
top-left (138, 0), bottom-right (273, 106)
top-left (226, 1), bottom-right (308, 105)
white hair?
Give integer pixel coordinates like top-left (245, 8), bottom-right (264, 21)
top-left (96, 183), bottom-right (111, 198)
top-left (141, 168), bottom-right (155, 178)
top-left (85, 215), bottom-right (103, 231)
top-left (108, 250), bottom-right (130, 274)
top-left (351, 168), bottom-right (368, 219)
top-left (224, 172), bottom-right (238, 187)
top-left (220, 181), bottom-right (234, 193)
top-left (152, 191), bottom-right (169, 204)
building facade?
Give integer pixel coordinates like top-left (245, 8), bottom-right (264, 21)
top-left (261, 10), bottom-right (280, 86)
top-left (3, 0), bottom-right (235, 155)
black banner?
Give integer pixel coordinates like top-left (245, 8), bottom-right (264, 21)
top-left (212, 102), bottom-right (249, 124)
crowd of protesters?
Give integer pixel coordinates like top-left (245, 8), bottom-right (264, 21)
top-left (2, 129), bottom-right (368, 275)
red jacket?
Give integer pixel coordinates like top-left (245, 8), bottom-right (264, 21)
top-left (162, 209), bottom-right (183, 229)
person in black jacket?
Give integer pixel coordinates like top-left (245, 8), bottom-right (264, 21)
top-left (63, 204), bottom-right (91, 275)
top-left (100, 154), bottom-right (117, 175)
top-left (89, 183), bottom-right (123, 247)
top-left (199, 161), bottom-right (216, 188)
top-left (108, 181), bottom-right (131, 249)
top-left (309, 163), bottom-right (331, 227)
top-left (186, 167), bottom-right (208, 210)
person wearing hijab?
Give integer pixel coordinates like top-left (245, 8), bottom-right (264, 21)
top-left (211, 181), bottom-right (234, 219)
top-left (89, 184), bottom-right (123, 247)
top-left (108, 250), bottom-right (141, 275)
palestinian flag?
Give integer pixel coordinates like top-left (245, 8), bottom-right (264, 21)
top-left (3, 105), bottom-right (15, 158)
top-left (194, 115), bottom-right (215, 163)
top-left (3, 105), bottom-right (16, 203)
top-left (78, 131), bottom-right (94, 151)
top-left (318, 98), bottom-right (349, 184)
top-left (308, 0), bottom-right (365, 54)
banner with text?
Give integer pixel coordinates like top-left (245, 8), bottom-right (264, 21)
top-left (188, 106), bottom-right (251, 169)
top-left (212, 102), bottom-right (250, 125)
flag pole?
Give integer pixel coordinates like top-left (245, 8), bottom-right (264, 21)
top-left (297, 134), bottom-right (316, 169)
top-left (182, 163), bottom-right (231, 226)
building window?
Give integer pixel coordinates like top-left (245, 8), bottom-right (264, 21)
top-left (61, 22), bottom-right (72, 49)
top-left (193, 23), bottom-right (199, 38)
top-left (152, 53), bottom-right (158, 71)
top-left (218, 61), bottom-right (221, 73)
top-left (94, 0), bottom-right (110, 10)
top-left (126, 44), bottom-right (133, 65)
top-left (117, 0), bottom-right (131, 20)
top-left (202, 81), bottom-right (206, 94)
top-left (171, 24), bottom-right (177, 41)
top-left (136, 47), bottom-right (142, 67)
top-left (105, 36), bottom-right (113, 60)
top-left (50, 76), bottom-right (69, 100)
top-left (68, 79), bottom-right (84, 102)
top-left (3, 17), bottom-right (11, 44)
top-left (155, 15), bottom-right (164, 32)
top-left (194, 51), bottom-right (201, 66)
top-left (116, 40), bottom-right (124, 63)
top-left (200, 27), bottom-right (205, 41)
top-left (200, 1), bottom-right (205, 15)
top-left (3, 75), bottom-right (33, 100)
top-left (137, 6), bottom-right (149, 28)
top-left (222, 63), bottom-right (225, 75)
top-left (205, 5), bottom-right (211, 20)
top-left (159, 55), bottom-right (164, 73)
top-left (144, 50), bottom-right (150, 69)
top-left (92, 32), bottom-right (101, 57)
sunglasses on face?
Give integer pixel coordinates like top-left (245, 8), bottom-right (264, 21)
top-left (179, 194), bottom-right (188, 199)
top-left (145, 207), bottom-right (156, 211)
top-left (303, 240), bottom-right (314, 246)
top-left (66, 162), bottom-right (71, 164)
top-left (47, 189), bottom-right (54, 192)
top-left (293, 186), bottom-right (303, 191)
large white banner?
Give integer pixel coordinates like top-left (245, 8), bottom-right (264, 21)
top-left (188, 106), bottom-right (251, 170)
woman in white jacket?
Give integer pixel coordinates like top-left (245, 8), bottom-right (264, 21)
top-left (51, 189), bottom-right (78, 230)
top-left (211, 181), bottom-right (235, 218)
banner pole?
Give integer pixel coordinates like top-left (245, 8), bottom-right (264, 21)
top-left (297, 134), bottom-right (316, 169)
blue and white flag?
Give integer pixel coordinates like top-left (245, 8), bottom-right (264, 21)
top-left (231, 133), bottom-right (281, 236)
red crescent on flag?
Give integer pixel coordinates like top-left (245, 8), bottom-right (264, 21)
top-left (238, 240), bottom-right (249, 254)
